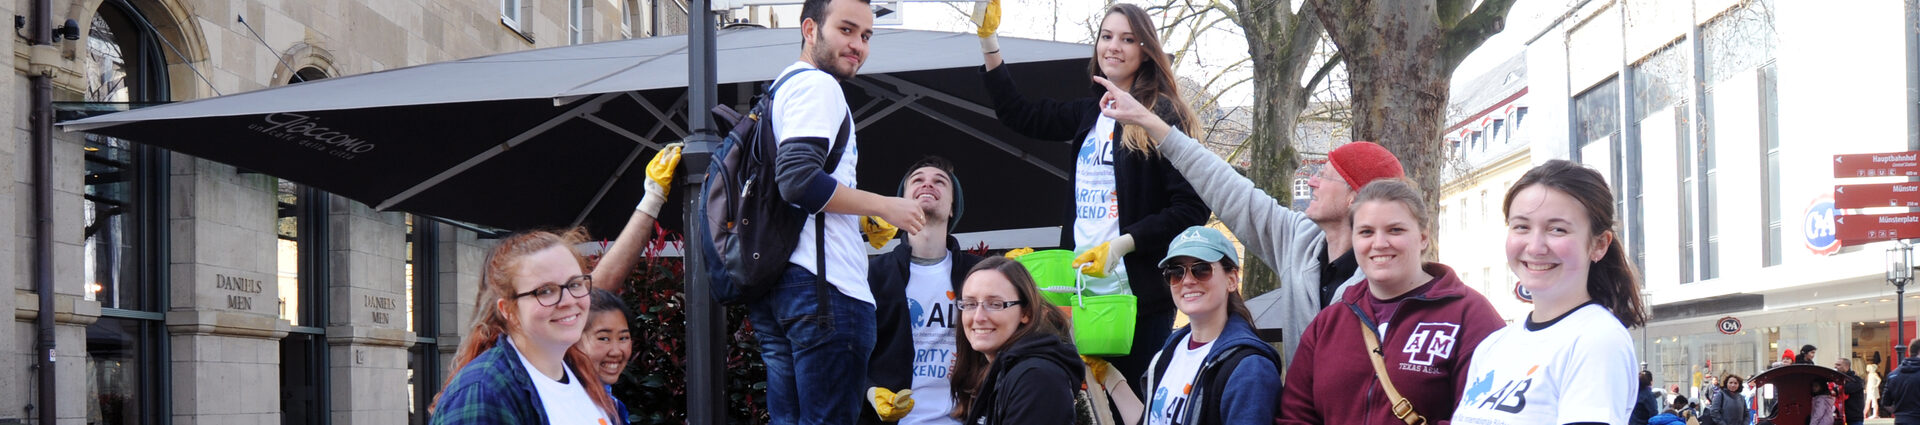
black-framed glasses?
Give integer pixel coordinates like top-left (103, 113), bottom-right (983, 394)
top-left (956, 299), bottom-right (1024, 313)
top-left (1162, 261), bottom-right (1217, 283)
top-left (510, 275), bottom-right (592, 307)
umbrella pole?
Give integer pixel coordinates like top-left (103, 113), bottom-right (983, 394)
top-left (683, 1), bottom-right (728, 423)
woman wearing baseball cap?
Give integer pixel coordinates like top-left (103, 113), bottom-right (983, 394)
top-left (1139, 225), bottom-right (1283, 425)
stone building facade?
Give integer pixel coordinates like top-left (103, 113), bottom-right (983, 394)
top-left (3, 0), bottom-right (690, 423)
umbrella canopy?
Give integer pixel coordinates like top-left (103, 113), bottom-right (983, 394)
top-left (62, 27), bottom-right (1095, 240)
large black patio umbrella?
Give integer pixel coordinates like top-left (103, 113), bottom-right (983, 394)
top-left (60, 27), bottom-right (1093, 241)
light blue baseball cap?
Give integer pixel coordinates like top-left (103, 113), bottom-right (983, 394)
top-left (1159, 226), bottom-right (1238, 267)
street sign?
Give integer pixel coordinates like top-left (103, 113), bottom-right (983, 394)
top-left (1835, 212), bottom-right (1920, 245)
top-left (1717, 316), bottom-right (1741, 335)
top-left (1834, 151), bottom-right (1920, 178)
top-left (1836, 182), bottom-right (1920, 208)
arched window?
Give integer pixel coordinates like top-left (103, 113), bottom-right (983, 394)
top-left (83, 1), bottom-right (172, 424)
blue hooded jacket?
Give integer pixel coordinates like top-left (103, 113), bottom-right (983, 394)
top-left (1144, 314), bottom-right (1284, 424)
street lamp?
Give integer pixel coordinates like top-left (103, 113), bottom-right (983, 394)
top-left (1891, 242), bottom-right (1913, 359)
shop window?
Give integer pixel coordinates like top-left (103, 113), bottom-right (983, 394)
top-left (84, 1), bottom-right (172, 423)
top-left (407, 216), bottom-right (441, 424)
top-left (278, 182), bottom-right (331, 425)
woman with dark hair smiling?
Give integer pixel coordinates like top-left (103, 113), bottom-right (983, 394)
top-left (1452, 160), bottom-right (1650, 425)
top-left (949, 257), bottom-right (1084, 424)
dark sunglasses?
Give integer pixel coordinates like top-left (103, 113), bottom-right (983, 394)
top-left (1161, 261), bottom-right (1217, 283)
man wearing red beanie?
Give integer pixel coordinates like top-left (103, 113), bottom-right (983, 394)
top-left (1086, 81), bottom-right (1406, 362)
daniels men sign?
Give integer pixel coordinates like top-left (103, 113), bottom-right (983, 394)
top-left (247, 113), bottom-right (378, 160)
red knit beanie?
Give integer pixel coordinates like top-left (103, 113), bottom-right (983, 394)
top-left (1328, 141), bottom-right (1405, 189)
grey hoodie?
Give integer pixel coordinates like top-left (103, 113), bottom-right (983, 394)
top-left (1156, 129), bottom-right (1367, 360)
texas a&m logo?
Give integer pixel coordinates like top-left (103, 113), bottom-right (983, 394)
top-left (1401, 322), bottom-right (1460, 366)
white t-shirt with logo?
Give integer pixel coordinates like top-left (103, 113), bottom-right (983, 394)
top-left (1072, 115), bottom-right (1126, 283)
top-left (1146, 334), bottom-right (1212, 425)
top-left (772, 61), bottom-right (872, 306)
top-left (902, 255), bottom-right (962, 425)
top-left (509, 339), bottom-right (613, 425)
top-left (1450, 303), bottom-right (1636, 425)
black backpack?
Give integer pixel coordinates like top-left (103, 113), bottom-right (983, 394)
top-left (699, 68), bottom-right (849, 305)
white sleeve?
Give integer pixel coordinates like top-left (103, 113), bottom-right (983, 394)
top-left (772, 71), bottom-right (850, 144)
top-left (1553, 320), bottom-right (1638, 425)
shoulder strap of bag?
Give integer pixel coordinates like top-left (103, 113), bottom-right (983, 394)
top-left (811, 90), bottom-right (852, 313)
top-left (1349, 305), bottom-right (1428, 425)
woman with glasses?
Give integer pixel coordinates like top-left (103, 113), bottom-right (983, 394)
top-left (431, 229), bottom-right (623, 424)
top-left (1277, 179), bottom-right (1504, 425)
top-left (1140, 225), bottom-right (1282, 424)
top-left (949, 257), bottom-right (1085, 424)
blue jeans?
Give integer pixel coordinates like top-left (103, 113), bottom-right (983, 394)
top-left (749, 264), bottom-right (876, 425)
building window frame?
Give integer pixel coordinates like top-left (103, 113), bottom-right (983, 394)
top-left (279, 184), bottom-right (331, 425)
top-left (408, 218), bottom-right (441, 425)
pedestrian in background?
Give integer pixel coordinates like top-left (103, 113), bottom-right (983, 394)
top-left (1702, 374), bottom-right (1750, 425)
top-left (950, 257), bottom-right (1085, 424)
top-left (1449, 160), bottom-right (1645, 425)
top-left (1839, 358), bottom-right (1866, 425)
top-left (1649, 395), bottom-right (1692, 425)
top-left (1633, 370), bottom-right (1659, 425)
top-left (1813, 381), bottom-right (1838, 425)
top-left (1882, 337), bottom-right (1920, 425)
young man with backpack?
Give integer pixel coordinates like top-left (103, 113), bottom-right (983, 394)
top-left (753, 0), bottom-right (925, 422)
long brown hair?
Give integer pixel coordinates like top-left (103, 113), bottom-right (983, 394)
top-left (1502, 160), bottom-right (1648, 328)
top-left (1217, 258), bottom-right (1254, 324)
top-left (1092, 3), bottom-right (1200, 155)
top-left (950, 257), bottom-right (1073, 420)
top-left (432, 228), bottom-right (623, 423)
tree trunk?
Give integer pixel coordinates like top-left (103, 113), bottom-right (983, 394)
top-left (1227, 0), bottom-right (1321, 299)
top-left (1314, 0), bottom-right (1515, 258)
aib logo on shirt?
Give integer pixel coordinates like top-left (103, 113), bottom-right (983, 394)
top-left (1401, 322), bottom-right (1460, 367)
top-left (908, 294), bottom-right (958, 329)
top-left (1149, 385), bottom-right (1192, 425)
top-left (1463, 366), bottom-right (1538, 414)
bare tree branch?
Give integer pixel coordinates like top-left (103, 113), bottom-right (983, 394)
top-left (1302, 50), bottom-right (1343, 98)
top-left (1441, 0), bottom-right (1518, 71)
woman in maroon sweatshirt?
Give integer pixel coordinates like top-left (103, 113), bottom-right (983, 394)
top-left (1277, 179), bottom-right (1505, 425)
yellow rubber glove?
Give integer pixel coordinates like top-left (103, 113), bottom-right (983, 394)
top-left (1003, 247), bottom-right (1036, 259)
top-left (971, 0), bottom-right (1001, 53)
top-left (867, 387), bottom-right (915, 421)
top-left (1083, 356), bottom-right (1112, 382)
top-left (637, 143), bottom-right (684, 218)
top-left (862, 216), bottom-right (899, 250)
top-left (1072, 234), bottom-right (1135, 278)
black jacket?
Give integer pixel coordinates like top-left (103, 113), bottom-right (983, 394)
top-left (979, 64), bottom-right (1212, 319)
top-left (860, 235), bottom-right (985, 425)
top-left (964, 332), bottom-right (1086, 425)
top-left (1842, 369), bottom-right (1865, 423)
top-left (1885, 357), bottom-right (1920, 423)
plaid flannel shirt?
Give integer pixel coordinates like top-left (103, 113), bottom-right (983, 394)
top-left (430, 336), bottom-right (548, 424)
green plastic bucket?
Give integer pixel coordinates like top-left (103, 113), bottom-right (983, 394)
top-left (1014, 249), bottom-right (1078, 307)
top-left (1070, 293), bottom-right (1137, 356)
